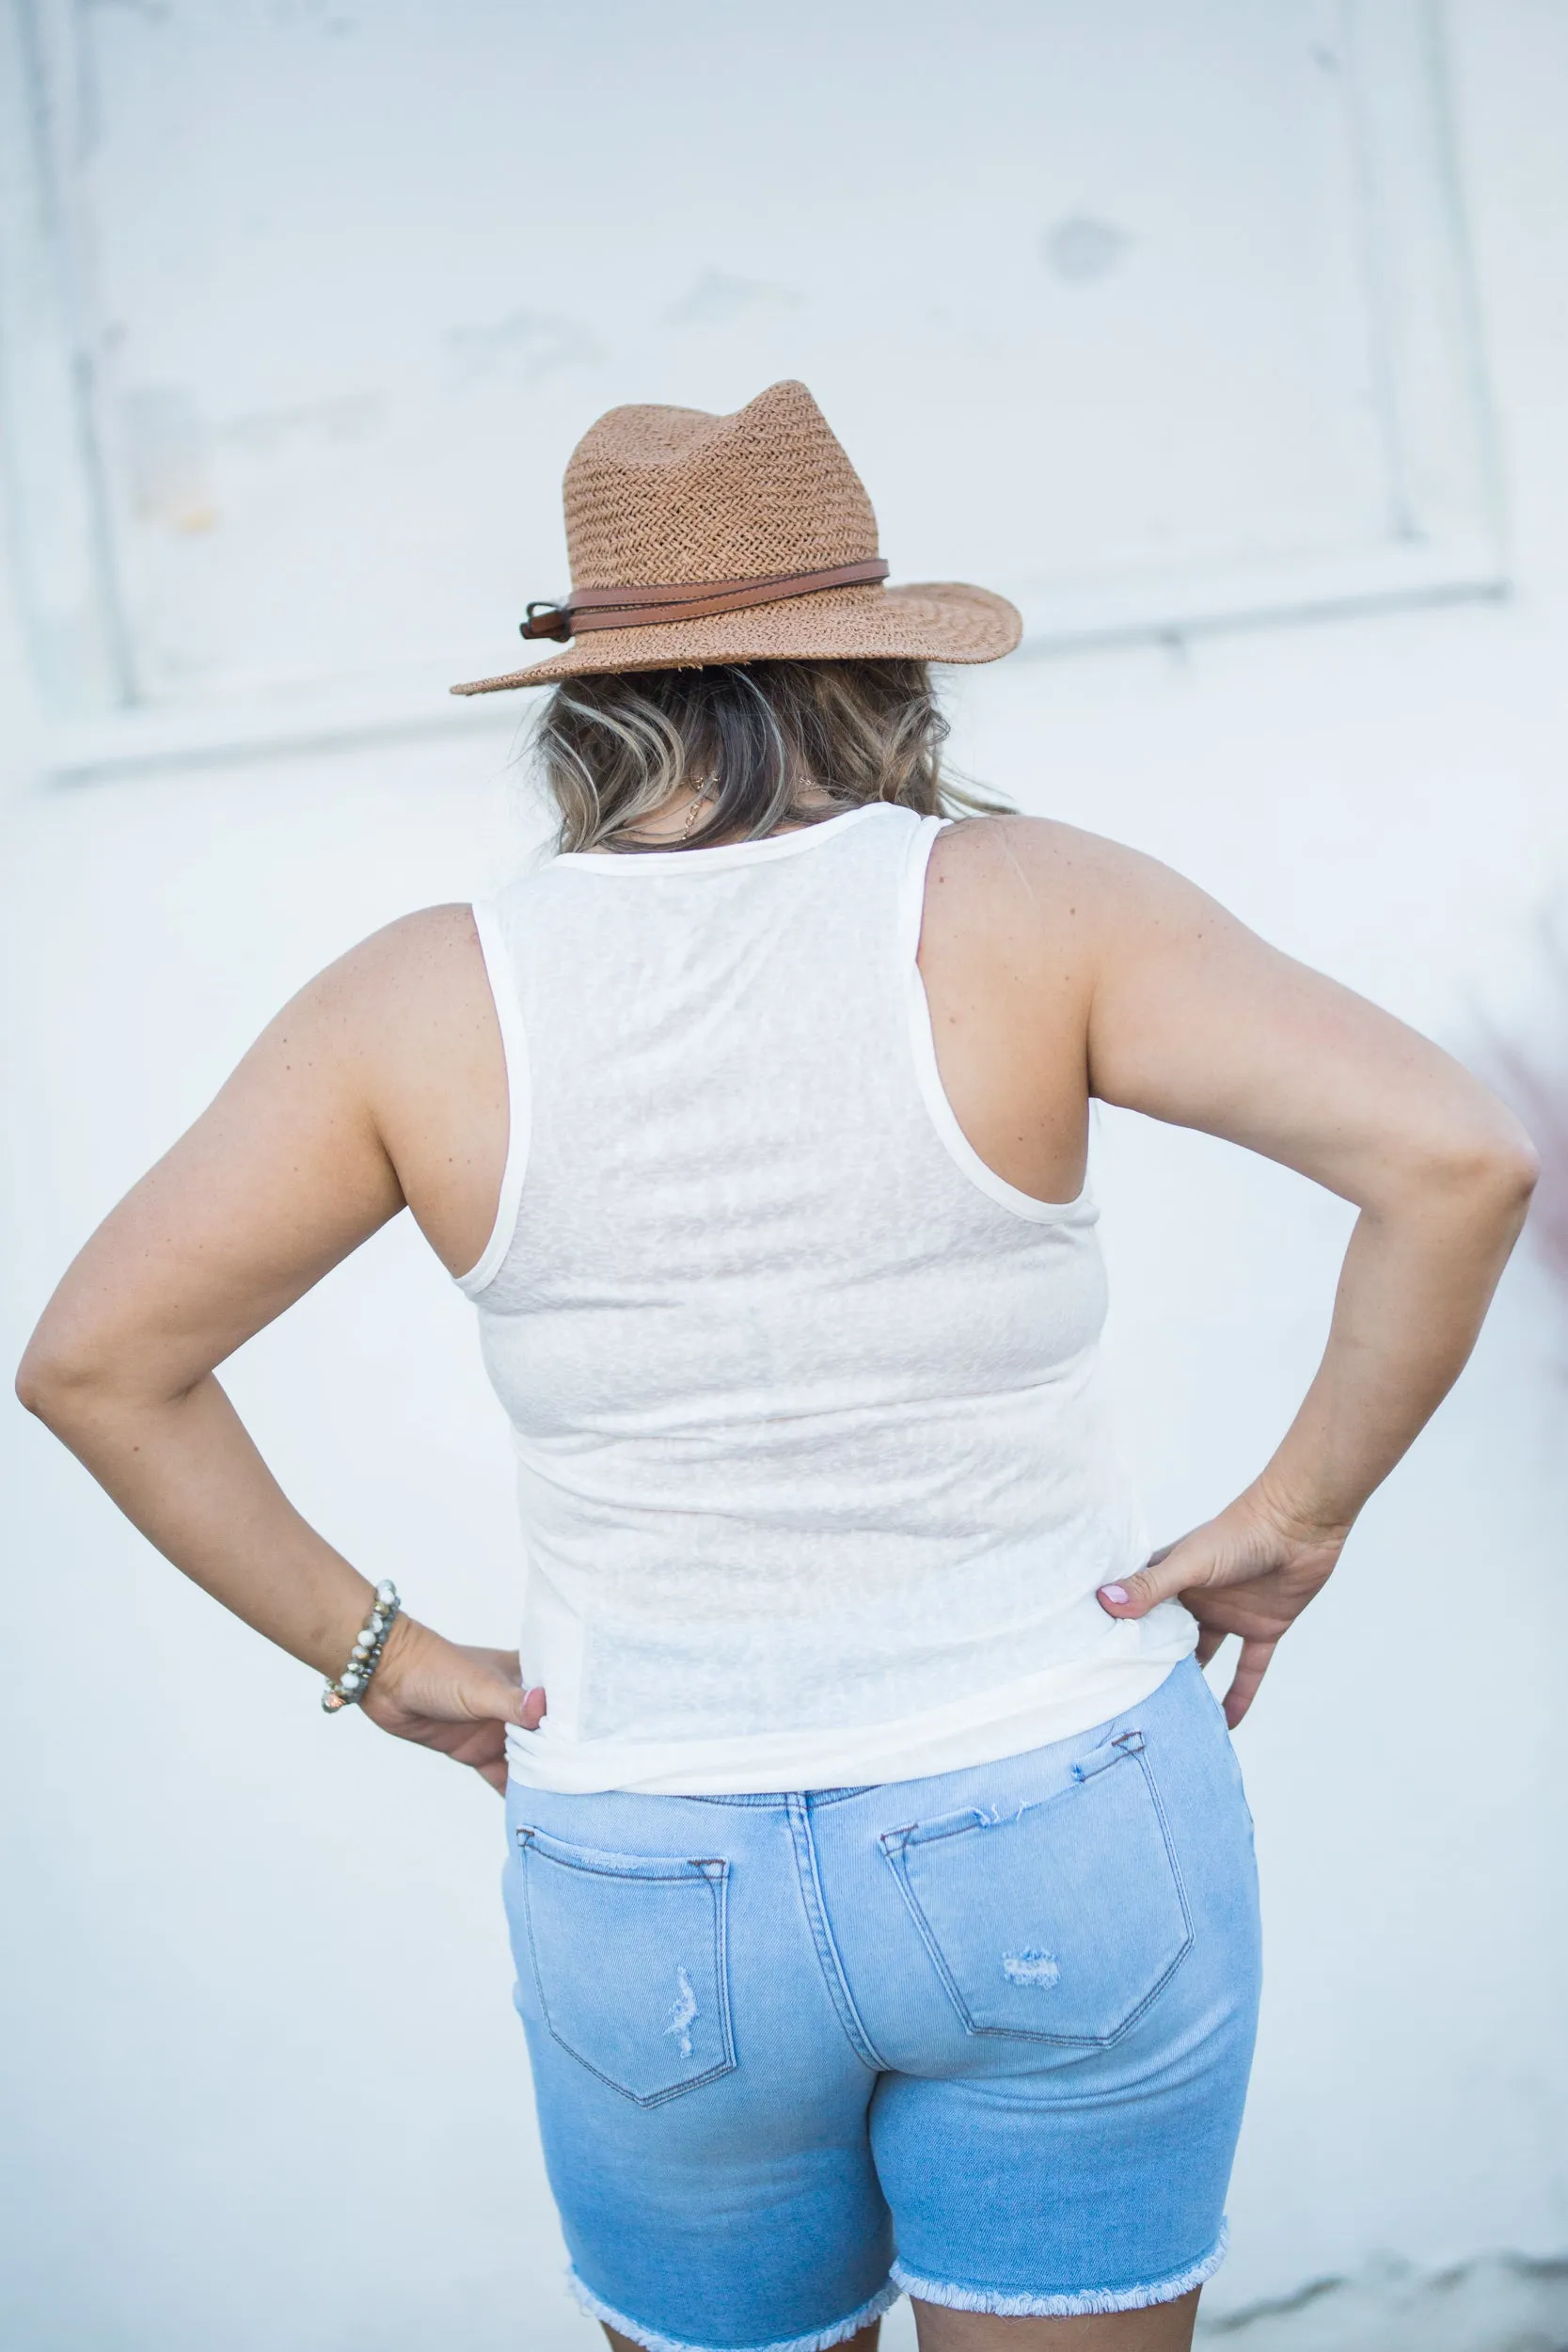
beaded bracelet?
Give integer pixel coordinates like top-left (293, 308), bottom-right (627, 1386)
top-left (321, 1581), bottom-right (402, 1713)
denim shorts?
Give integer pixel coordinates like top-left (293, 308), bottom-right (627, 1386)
top-left (501, 1657), bottom-right (1260, 2352)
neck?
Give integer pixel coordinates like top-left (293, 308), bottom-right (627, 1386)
top-left (603, 782), bottom-right (843, 852)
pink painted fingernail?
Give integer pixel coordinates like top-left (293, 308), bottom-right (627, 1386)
top-left (1100, 1584), bottom-right (1131, 1605)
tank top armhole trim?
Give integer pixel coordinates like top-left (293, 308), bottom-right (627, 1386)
top-left (901, 816), bottom-right (1094, 1227)
top-left (453, 898), bottom-right (531, 1297)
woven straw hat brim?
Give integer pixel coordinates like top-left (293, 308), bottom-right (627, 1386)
top-left (449, 580), bottom-right (1022, 694)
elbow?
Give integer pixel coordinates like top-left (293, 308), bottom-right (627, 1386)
top-left (17, 1345), bottom-right (79, 1430)
top-left (1497, 1134), bottom-right (1542, 1208)
top-left (1460, 1127), bottom-right (1539, 1207)
top-left (1416, 1120), bottom-right (1539, 1222)
top-left (15, 1330), bottom-right (116, 1434)
top-left (17, 1313), bottom-right (196, 1433)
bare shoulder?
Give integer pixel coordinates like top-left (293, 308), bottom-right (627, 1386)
top-left (269, 902), bottom-right (505, 1276)
top-left (296, 902), bottom-right (485, 1039)
top-left (929, 813), bottom-right (1215, 925)
top-left (272, 900), bottom-right (500, 1100)
top-left (925, 815), bottom-right (1224, 995)
top-left (310, 896), bottom-right (500, 1070)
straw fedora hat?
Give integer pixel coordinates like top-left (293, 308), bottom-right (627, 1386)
top-left (450, 379), bottom-right (1022, 693)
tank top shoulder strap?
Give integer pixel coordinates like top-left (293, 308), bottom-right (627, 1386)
top-left (455, 895), bottom-right (532, 1296)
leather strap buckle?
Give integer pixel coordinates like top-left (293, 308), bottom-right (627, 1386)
top-left (520, 600), bottom-right (572, 644)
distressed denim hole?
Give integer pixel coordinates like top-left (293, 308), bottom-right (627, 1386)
top-left (1002, 1947), bottom-right (1061, 1989)
top-left (515, 1826), bottom-right (736, 2106)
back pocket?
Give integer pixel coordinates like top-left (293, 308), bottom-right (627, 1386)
top-left (879, 1729), bottom-right (1193, 2045)
top-left (515, 1825), bottom-right (736, 2106)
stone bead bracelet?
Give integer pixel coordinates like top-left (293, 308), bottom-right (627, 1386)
top-left (321, 1581), bottom-right (402, 1713)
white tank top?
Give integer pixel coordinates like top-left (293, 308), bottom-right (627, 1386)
top-left (460, 803), bottom-right (1196, 1793)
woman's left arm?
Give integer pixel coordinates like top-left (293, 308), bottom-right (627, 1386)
top-left (1000, 821), bottom-right (1539, 1726)
top-left (15, 906), bottom-right (543, 1789)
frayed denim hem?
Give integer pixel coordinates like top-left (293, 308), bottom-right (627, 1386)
top-left (566, 2267), bottom-right (901, 2352)
top-left (892, 2220), bottom-right (1228, 2319)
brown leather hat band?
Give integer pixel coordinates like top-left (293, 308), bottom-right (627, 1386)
top-left (520, 557), bottom-right (891, 643)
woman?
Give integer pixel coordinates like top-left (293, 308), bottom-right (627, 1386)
top-left (18, 382), bottom-right (1535, 2352)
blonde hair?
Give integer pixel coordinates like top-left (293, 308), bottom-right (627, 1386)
top-left (531, 660), bottom-right (1006, 853)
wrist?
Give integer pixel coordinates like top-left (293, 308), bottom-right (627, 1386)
top-left (320, 1580), bottom-right (403, 1713)
top-left (304, 1571), bottom-right (388, 1680)
top-left (1238, 1471), bottom-right (1354, 1551)
top-left (367, 1608), bottom-right (425, 1703)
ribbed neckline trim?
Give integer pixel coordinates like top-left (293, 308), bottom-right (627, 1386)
top-left (552, 802), bottom-right (889, 873)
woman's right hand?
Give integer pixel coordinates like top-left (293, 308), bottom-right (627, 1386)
top-left (1096, 1488), bottom-right (1346, 1728)
top-left (361, 1615), bottom-right (546, 1791)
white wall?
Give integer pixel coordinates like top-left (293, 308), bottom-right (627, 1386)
top-left (2, 0), bottom-right (1503, 753)
top-left (3, 7), bottom-right (1567, 2350)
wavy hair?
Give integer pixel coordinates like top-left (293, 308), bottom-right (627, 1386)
top-left (530, 660), bottom-right (1006, 852)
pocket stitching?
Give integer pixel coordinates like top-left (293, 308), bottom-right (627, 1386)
top-left (878, 1747), bottom-right (1195, 2048)
top-left (516, 1834), bottom-right (737, 2107)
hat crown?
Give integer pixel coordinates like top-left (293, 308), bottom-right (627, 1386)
top-left (562, 380), bottom-right (880, 591)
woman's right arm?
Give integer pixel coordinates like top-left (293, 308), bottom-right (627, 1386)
top-left (993, 820), bottom-right (1538, 1724)
top-left (15, 906), bottom-right (545, 1788)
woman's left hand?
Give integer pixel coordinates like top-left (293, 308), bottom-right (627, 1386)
top-left (1096, 1488), bottom-right (1345, 1727)
top-left (360, 1615), bottom-right (546, 1791)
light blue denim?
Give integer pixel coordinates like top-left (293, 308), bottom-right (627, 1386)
top-left (501, 1658), bottom-right (1260, 2352)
